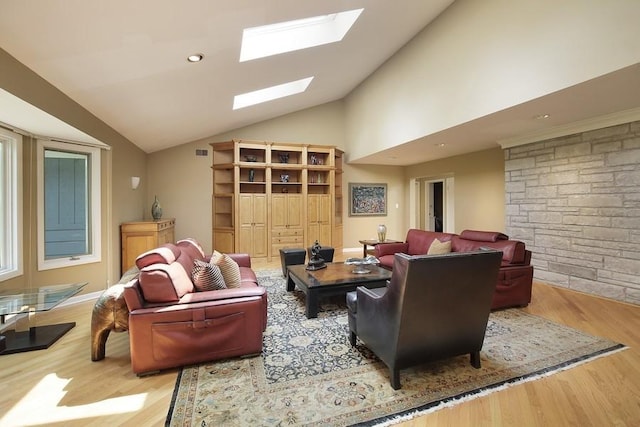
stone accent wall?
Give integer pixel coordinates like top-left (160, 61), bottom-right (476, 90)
top-left (505, 120), bottom-right (640, 305)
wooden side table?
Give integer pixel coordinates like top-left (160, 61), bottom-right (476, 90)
top-left (358, 239), bottom-right (402, 257)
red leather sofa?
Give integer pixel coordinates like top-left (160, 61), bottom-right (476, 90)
top-left (122, 239), bottom-right (267, 375)
top-left (374, 229), bottom-right (533, 310)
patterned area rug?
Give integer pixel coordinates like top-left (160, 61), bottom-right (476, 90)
top-left (166, 269), bottom-right (625, 426)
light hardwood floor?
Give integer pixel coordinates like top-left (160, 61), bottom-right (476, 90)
top-left (1, 256), bottom-right (639, 426)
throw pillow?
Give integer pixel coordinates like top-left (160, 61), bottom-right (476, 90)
top-left (210, 250), bottom-right (241, 288)
top-left (427, 238), bottom-right (452, 255)
top-left (191, 259), bottom-right (227, 291)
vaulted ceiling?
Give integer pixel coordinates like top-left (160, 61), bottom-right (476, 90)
top-left (0, 0), bottom-right (453, 154)
top-left (1, 0), bottom-right (639, 166)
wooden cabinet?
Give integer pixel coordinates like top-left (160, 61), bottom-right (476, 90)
top-left (211, 142), bottom-right (235, 252)
top-left (238, 194), bottom-right (268, 258)
top-left (333, 149), bottom-right (344, 249)
top-left (121, 219), bottom-right (175, 274)
top-left (272, 193), bottom-right (304, 252)
top-left (307, 194), bottom-right (332, 246)
top-left (211, 139), bottom-right (342, 260)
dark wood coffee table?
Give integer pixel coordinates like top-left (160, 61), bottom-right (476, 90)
top-left (287, 263), bottom-right (392, 318)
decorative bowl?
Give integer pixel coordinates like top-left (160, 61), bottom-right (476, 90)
top-left (345, 255), bottom-right (380, 274)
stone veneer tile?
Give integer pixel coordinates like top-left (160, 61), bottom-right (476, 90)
top-left (506, 119), bottom-right (640, 305)
top-left (569, 277), bottom-right (626, 300)
top-left (607, 148), bottom-right (640, 166)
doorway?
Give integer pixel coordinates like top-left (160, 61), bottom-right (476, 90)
top-left (409, 176), bottom-right (454, 233)
top-left (428, 181), bottom-right (444, 232)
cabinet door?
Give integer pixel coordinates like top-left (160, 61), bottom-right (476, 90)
top-left (122, 234), bottom-right (156, 273)
top-left (318, 194), bottom-right (331, 223)
top-left (252, 194), bottom-right (268, 257)
top-left (307, 194), bottom-right (332, 246)
top-left (158, 228), bottom-right (174, 245)
top-left (308, 194), bottom-right (320, 224)
top-left (253, 223), bottom-right (268, 258)
top-left (239, 194), bottom-right (254, 227)
top-left (238, 195), bottom-right (253, 255)
top-left (272, 194), bottom-right (303, 229)
top-left (252, 194), bottom-right (267, 227)
top-left (319, 223), bottom-right (332, 245)
top-left (213, 230), bottom-right (234, 253)
top-left (287, 194), bottom-right (303, 228)
top-left (238, 194), bottom-right (267, 257)
top-left (271, 194), bottom-right (287, 228)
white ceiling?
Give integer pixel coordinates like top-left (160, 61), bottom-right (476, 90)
top-left (1, 0), bottom-right (639, 166)
top-left (0, 0), bottom-right (453, 154)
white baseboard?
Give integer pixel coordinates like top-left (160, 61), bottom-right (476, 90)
top-left (343, 247), bottom-right (362, 253)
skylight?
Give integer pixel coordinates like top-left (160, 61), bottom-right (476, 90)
top-left (233, 77), bottom-right (314, 110)
top-left (239, 8), bottom-right (364, 62)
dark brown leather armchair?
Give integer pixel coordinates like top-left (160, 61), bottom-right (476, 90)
top-left (346, 250), bottom-right (502, 389)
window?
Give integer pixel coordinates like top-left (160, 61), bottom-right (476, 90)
top-left (239, 9), bottom-right (363, 62)
top-left (0, 127), bottom-right (22, 281)
top-left (37, 139), bottom-right (101, 270)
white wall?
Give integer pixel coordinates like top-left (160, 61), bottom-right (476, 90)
top-left (344, 0), bottom-right (640, 161)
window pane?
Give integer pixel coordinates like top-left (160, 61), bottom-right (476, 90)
top-left (44, 149), bottom-right (90, 259)
top-left (0, 128), bottom-right (22, 280)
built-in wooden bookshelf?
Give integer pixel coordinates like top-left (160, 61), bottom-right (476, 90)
top-left (210, 139), bottom-right (342, 259)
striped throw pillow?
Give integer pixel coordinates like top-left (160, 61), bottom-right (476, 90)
top-left (210, 251), bottom-right (241, 288)
top-left (192, 259), bottom-right (227, 291)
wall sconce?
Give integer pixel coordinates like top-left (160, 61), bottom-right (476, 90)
top-left (131, 176), bottom-right (141, 190)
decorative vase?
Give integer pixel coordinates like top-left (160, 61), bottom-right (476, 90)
top-left (248, 169), bottom-right (255, 182)
top-left (377, 224), bottom-right (387, 242)
top-left (151, 195), bottom-right (163, 220)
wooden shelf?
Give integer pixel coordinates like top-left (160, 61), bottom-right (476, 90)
top-left (210, 139), bottom-right (343, 259)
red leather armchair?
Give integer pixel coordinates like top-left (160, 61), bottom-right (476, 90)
top-left (347, 250), bottom-right (502, 389)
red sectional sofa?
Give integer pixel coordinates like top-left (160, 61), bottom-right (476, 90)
top-left (374, 229), bottom-right (533, 310)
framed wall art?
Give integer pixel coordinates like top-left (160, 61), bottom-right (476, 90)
top-left (349, 183), bottom-right (387, 216)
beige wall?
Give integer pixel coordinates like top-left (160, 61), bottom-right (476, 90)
top-left (341, 164), bottom-right (405, 251)
top-left (147, 101), bottom-right (349, 254)
top-left (1, 1), bottom-right (635, 301)
top-left (406, 148), bottom-right (505, 234)
top-left (148, 104), bottom-right (504, 255)
top-left (345, 0), bottom-right (640, 161)
top-left (0, 48), bottom-right (146, 294)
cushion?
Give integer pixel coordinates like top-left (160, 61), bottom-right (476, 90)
top-left (177, 238), bottom-right (205, 258)
top-left (135, 244), bottom-right (181, 269)
top-left (138, 262), bottom-right (194, 303)
top-left (192, 259), bottom-right (227, 291)
top-left (427, 238), bottom-right (452, 255)
top-left (459, 230), bottom-right (508, 242)
top-left (210, 250), bottom-right (241, 288)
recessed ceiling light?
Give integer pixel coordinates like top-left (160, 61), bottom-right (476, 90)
top-left (187, 54), bottom-right (204, 63)
top-left (239, 8), bottom-right (363, 62)
top-left (534, 113), bottom-right (551, 119)
top-left (435, 143), bottom-right (446, 148)
top-left (233, 77), bottom-right (314, 110)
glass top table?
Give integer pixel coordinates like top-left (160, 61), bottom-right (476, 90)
top-left (0, 282), bottom-right (87, 355)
